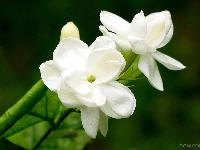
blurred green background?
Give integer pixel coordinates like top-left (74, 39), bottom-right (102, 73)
top-left (0, 0), bottom-right (199, 149)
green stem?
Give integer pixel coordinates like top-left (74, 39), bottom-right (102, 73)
top-left (32, 108), bottom-right (74, 150)
top-left (0, 80), bottom-right (47, 136)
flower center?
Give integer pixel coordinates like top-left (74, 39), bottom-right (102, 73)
top-left (87, 75), bottom-right (96, 83)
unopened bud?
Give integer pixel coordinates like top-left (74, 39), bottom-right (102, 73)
top-left (60, 22), bottom-right (80, 40)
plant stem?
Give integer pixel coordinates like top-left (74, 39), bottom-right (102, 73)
top-left (0, 80), bottom-right (47, 136)
top-left (32, 108), bottom-right (74, 150)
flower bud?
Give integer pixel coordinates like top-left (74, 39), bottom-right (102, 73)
top-left (60, 22), bottom-right (80, 40)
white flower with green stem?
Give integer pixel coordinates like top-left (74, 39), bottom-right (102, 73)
top-left (100, 10), bottom-right (185, 91)
top-left (40, 35), bottom-right (136, 138)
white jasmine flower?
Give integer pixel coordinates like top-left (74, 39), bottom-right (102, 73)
top-left (39, 36), bottom-right (136, 138)
top-left (100, 10), bottom-right (185, 91)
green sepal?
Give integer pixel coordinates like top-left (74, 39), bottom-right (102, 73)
top-left (118, 56), bottom-right (142, 85)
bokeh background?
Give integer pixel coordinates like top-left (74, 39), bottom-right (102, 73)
top-left (0, 0), bottom-right (199, 149)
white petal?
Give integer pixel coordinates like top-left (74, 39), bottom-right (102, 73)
top-left (57, 81), bottom-right (81, 108)
top-left (100, 11), bottom-right (130, 36)
top-left (77, 86), bottom-right (106, 107)
top-left (100, 81), bottom-right (136, 119)
top-left (100, 101), bottom-right (121, 119)
top-left (145, 12), bottom-right (167, 48)
top-left (86, 49), bottom-right (125, 83)
top-left (99, 111), bottom-right (108, 137)
top-left (81, 107), bottom-right (100, 138)
top-left (99, 26), bottom-right (132, 50)
top-left (129, 11), bottom-right (147, 39)
top-left (64, 71), bottom-right (91, 95)
top-left (146, 11), bottom-right (173, 48)
top-left (138, 55), bottom-right (163, 91)
top-left (152, 51), bottom-right (186, 70)
top-left (53, 38), bottom-right (90, 74)
top-left (127, 36), bottom-right (148, 54)
top-left (89, 36), bottom-right (116, 51)
top-left (158, 24), bottom-right (173, 48)
top-left (39, 60), bottom-right (61, 91)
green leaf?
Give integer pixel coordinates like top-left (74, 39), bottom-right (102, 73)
top-left (6, 113), bottom-right (90, 150)
top-left (2, 114), bottom-right (43, 138)
top-left (38, 113), bottom-right (90, 150)
top-left (39, 130), bottom-right (90, 150)
top-left (0, 80), bottom-right (90, 149)
top-left (118, 56), bottom-right (142, 85)
top-left (0, 139), bottom-right (24, 150)
top-left (7, 121), bottom-right (50, 149)
top-left (0, 80), bottom-right (47, 136)
top-left (1, 90), bottom-right (62, 139)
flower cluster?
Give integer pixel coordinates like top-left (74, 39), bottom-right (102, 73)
top-left (40, 11), bottom-right (185, 138)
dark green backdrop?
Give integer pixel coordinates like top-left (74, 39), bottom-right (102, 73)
top-left (0, 0), bottom-right (199, 149)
